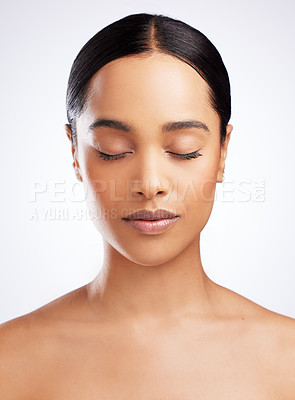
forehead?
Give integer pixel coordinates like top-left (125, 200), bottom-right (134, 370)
top-left (78, 53), bottom-right (220, 137)
top-left (86, 54), bottom-right (211, 112)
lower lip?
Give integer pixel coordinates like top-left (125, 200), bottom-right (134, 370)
top-left (123, 217), bottom-right (179, 234)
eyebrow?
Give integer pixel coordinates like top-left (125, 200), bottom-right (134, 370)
top-left (88, 118), bottom-right (210, 135)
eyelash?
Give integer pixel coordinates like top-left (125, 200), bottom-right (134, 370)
top-left (96, 150), bottom-right (203, 161)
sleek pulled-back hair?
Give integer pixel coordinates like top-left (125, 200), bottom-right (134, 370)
top-left (66, 13), bottom-right (231, 148)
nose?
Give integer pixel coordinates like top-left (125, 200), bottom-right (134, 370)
top-left (131, 148), bottom-right (170, 200)
top-left (137, 181), bottom-right (165, 200)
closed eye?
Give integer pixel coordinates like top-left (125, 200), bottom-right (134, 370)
top-left (96, 150), bottom-right (203, 161)
top-left (167, 151), bottom-right (203, 160)
top-left (96, 151), bottom-right (131, 161)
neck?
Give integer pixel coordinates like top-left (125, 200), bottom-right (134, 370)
top-left (87, 234), bottom-right (216, 325)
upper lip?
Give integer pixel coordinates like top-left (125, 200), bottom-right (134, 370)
top-left (123, 209), bottom-right (178, 221)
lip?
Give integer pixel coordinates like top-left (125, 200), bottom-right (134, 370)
top-left (123, 209), bottom-right (178, 221)
top-left (122, 209), bottom-right (180, 234)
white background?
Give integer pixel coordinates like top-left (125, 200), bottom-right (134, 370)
top-left (0, 0), bottom-right (294, 324)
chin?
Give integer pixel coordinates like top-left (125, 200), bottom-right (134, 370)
top-left (107, 230), bottom-right (195, 268)
top-left (120, 250), bottom-right (179, 268)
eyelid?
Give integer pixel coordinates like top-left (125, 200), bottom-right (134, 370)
top-left (167, 150), bottom-right (203, 160)
top-left (96, 149), bottom-right (203, 161)
top-left (96, 150), bottom-right (132, 161)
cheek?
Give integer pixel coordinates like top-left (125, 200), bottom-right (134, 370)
top-left (82, 158), bottom-right (129, 225)
top-left (78, 150), bottom-right (111, 216)
top-left (199, 160), bottom-right (219, 203)
top-left (199, 142), bottom-right (221, 198)
top-left (84, 174), bottom-right (122, 214)
top-left (177, 150), bottom-right (220, 228)
top-left (179, 148), bottom-right (219, 199)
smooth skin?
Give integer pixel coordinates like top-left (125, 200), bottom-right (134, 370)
top-left (0, 53), bottom-right (295, 399)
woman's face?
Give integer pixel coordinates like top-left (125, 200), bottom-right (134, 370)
top-left (66, 53), bottom-right (232, 266)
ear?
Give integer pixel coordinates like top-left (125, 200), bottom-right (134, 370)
top-left (65, 123), bottom-right (83, 182)
top-left (216, 124), bottom-right (233, 183)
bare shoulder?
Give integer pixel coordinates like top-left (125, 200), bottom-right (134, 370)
top-left (0, 284), bottom-right (89, 399)
top-left (217, 283), bottom-right (295, 398)
top-left (221, 283), bottom-right (295, 345)
top-left (264, 309), bottom-right (295, 399)
top-left (0, 314), bottom-right (53, 399)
